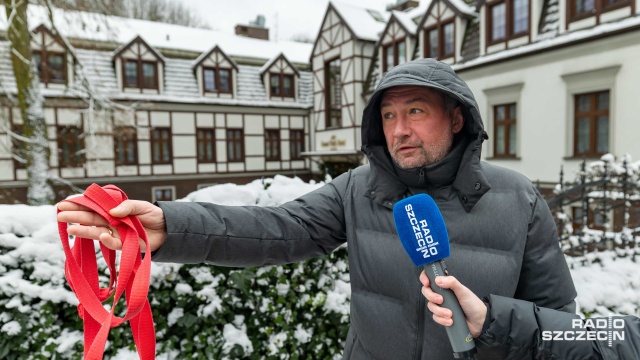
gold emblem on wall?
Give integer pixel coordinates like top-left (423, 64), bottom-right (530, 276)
top-left (321, 135), bottom-right (346, 150)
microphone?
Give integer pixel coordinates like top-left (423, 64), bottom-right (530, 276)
top-left (393, 194), bottom-right (477, 359)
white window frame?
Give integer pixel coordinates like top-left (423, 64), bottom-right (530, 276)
top-left (482, 82), bottom-right (524, 159)
top-left (561, 65), bottom-right (620, 158)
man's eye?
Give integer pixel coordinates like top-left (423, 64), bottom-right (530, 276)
top-left (409, 108), bottom-right (422, 114)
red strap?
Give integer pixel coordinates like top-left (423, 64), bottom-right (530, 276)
top-left (58, 184), bottom-right (156, 359)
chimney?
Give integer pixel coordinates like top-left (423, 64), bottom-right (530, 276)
top-left (386, 0), bottom-right (420, 12)
top-left (235, 15), bottom-right (269, 40)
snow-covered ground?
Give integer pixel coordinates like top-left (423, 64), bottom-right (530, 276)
top-left (1, 174), bottom-right (638, 357)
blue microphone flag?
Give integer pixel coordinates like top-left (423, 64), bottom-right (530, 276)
top-left (393, 194), bottom-right (450, 266)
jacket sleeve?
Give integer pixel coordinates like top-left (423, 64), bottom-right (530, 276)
top-left (150, 172), bottom-right (350, 266)
top-left (477, 294), bottom-right (640, 360)
top-left (513, 188), bottom-right (577, 310)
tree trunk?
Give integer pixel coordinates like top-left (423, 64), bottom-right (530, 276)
top-left (4, 1), bottom-right (54, 204)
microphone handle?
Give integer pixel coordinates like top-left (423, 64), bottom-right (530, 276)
top-left (423, 260), bottom-right (477, 359)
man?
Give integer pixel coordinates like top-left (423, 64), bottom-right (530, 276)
top-left (58, 58), bottom-right (576, 359)
top-left (420, 273), bottom-right (640, 359)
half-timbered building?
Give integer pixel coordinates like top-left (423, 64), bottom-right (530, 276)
top-left (309, 0), bottom-right (640, 189)
top-left (0, 7), bottom-right (313, 202)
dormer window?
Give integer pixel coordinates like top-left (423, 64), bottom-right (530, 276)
top-left (382, 39), bottom-right (407, 72)
top-left (425, 22), bottom-right (455, 59)
top-left (30, 25), bottom-right (70, 87)
top-left (260, 53), bottom-right (299, 101)
top-left (270, 73), bottom-right (295, 97)
top-left (568, 0), bottom-right (630, 22)
top-left (123, 60), bottom-right (158, 89)
top-left (487, 0), bottom-right (529, 44)
top-left (193, 45), bottom-right (238, 98)
top-left (113, 36), bottom-right (164, 93)
top-left (32, 51), bottom-right (66, 84)
top-left (203, 67), bottom-right (232, 93)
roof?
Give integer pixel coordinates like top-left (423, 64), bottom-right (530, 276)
top-left (446, 0), bottom-right (477, 17)
top-left (391, 10), bottom-right (418, 35)
top-left (192, 45), bottom-right (239, 70)
top-left (0, 5), bottom-right (312, 65)
top-left (539, 0), bottom-right (560, 37)
top-left (0, 41), bottom-right (313, 109)
top-left (112, 35), bottom-right (166, 63)
top-left (259, 53), bottom-right (300, 77)
top-left (330, 1), bottom-right (389, 41)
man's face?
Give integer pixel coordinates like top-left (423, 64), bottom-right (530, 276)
top-left (380, 86), bottom-right (464, 169)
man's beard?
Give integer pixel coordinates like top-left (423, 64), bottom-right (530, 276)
top-left (390, 130), bottom-right (454, 170)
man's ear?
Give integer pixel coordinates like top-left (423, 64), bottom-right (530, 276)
top-left (452, 107), bottom-right (464, 134)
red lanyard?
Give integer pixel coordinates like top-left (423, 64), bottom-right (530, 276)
top-left (58, 184), bottom-right (155, 359)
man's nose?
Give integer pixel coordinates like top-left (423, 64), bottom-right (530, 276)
top-left (393, 115), bottom-right (411, 138)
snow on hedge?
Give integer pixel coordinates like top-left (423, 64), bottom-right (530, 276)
top-left (0, 174), bottom-right (638, 359)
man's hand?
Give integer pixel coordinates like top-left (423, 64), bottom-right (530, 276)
top-left (57, 200), bottom-right (167, 253)
top-left (420, 271), bottom-right (487, 338)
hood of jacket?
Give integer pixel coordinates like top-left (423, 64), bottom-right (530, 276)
top-left (361, 58), bottom-right (490, 212)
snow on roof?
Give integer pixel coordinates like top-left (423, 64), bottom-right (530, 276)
top-left (454, 14), bottom-right (640, 70)
top-left (192, 45), bottom-right (240, 70)
top-left (0, 5), bottom-right (312, 64)
top-left (447, 0), bottom-right (477, 17)
top-left (331, 1), bottom-right (389, 41)
top-left (259, 54), bottom-right (279, 75)
top-left (391, 10), bottom-right (418, 35)
top-left (0, 42), bottom-right (313, 109)
top-left (111, 35), bottom-right (167, 63)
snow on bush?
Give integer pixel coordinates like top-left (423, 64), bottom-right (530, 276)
top-left (0, 175), bottom-right (348, 359)
top-left (0, 173), bottom-right (638, 359)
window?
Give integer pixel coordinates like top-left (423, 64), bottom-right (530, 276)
top-left (57, 125), bottom-right (85, 168)
top-left (197, 128), bottom-right (215, 163)
top-left (569, 0), bottom-right (630, 21)
top-left (397, 42), bottom-right (406, 65)
top-left (493, 103), bottom-right (517, 157)
top-left (265, 130), bottom-right (280, 161)
top-left (325, 58), bottom-right (341, 128)
top-left (382, 39), bottom-right (407, 72)
top-left (513, 0), bottom-right (529, 34)
top-left (428, 29), bottom-right (439, 58)
top-left (384, 44), bottom-right (394, 72)
top-left (142, 62), bottom-right (156, 88)
top-left (487, 0), bottom-right (529, 44)
top-left (123, 60), bottom-right (158, 89)
top-left (32, 51), bottom-right (66, 84)
top-left (424, 22), bottom-right (455, 59)
top-left (283, 75), bottom-right (293, 97)
top-left (572, 207), bottom-right (606, 231)
top-left (114, 126), bottom-right (137, 166)
top-left (226, 129), bottom-right (244, 162)
top-left (270, 73), bottom-right (295, 98)
top-left (11, 124), bottom-right (25, 169)
top-left (203, 67), bottom-right (232, 94)
top-left (151, 127), bottom-right (172, 164)
top-left (290, 130), bottom-right (304, 160)
top-left (491, 3), bottom-right (507, 41)
top-left (574, 91), bottom-right (609, 157)
top-left (152, 186), bottom-right (175, 202)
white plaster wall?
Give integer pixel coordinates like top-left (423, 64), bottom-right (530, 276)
top-left (459, 32), bottom-right (640, 183)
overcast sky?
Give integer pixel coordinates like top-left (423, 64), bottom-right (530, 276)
top-left (181, 0), bottom-right (396, 42)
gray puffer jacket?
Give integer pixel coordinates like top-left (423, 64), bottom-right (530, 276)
top-left (480, 295), bottom-right (640, 360)
top-left (153, 58), bottom-right (577, 359)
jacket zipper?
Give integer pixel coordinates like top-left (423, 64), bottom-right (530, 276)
top-left (415, 186), bottom-right (433, 360)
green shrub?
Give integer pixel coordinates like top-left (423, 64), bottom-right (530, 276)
top-left (0, 224), bottom-right (351, 359)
